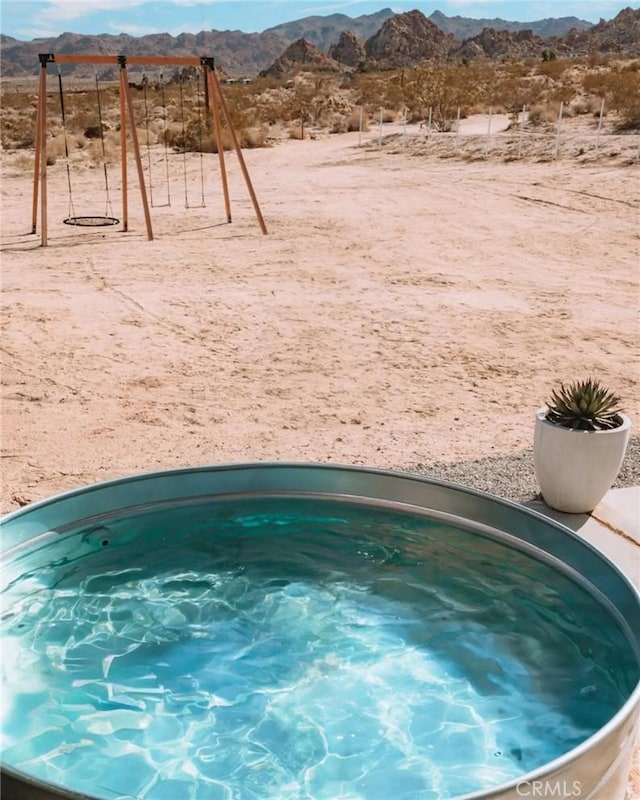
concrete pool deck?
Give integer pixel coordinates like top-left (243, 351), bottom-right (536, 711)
top-left (525, 486), bottom-right (640, 591)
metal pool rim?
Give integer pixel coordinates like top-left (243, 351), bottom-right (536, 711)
top-left (2, 462), bottom-right (639, 800)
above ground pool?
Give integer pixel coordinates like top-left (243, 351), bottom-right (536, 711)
top-left (1, 464), bottom-right (639, 800)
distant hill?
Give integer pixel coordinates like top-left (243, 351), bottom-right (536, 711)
top-left (263, 9), bottom-right (394, 52)
top-left (1, 7), bottom-right (636, 80)
top-left (428, 10), bottom-right (592, 39)
top-left (562, 6), bottom-right (640, 56)
top-left (0, 29), bottom-right (290, 79)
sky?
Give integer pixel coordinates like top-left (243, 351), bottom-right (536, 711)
top-left (1, 0), bottom-right (637, 41)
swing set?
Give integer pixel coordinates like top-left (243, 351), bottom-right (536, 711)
top-left (32, 53), bottom-right (268, 247)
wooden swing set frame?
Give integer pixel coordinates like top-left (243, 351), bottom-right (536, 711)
top-left (32, 53), bottom-right (268, 246)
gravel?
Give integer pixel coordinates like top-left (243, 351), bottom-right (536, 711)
top-left (397, 435), bottom-right (640, 504)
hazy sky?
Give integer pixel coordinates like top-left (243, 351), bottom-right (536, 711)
top-left (1, 0), bottom-right (636, 41)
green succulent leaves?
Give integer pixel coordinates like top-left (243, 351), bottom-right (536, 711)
top-left (545, 378), bottom-right (624, 431)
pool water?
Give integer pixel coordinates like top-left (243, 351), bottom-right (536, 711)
top-left (1, 496), bottom-right (638, 800)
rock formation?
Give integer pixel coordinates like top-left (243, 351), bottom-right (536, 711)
top-left (328, 31), bottom-right (366, 68)
top-left (364, 10), bottom-right (456, 68)
top-left (259, 38), bottom-right (341, 79)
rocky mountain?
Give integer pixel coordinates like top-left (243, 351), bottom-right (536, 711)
top-left (0, 7), bottom-right (635, 80)
top-left (456, 28), bottom-right (558, 61)
top-left (264, 9), bottom-right (394, 52)
top-left (0, 8), bottom-right (393, 79)
top-left (562, 6), bottom-right (640, 56)
top-left (364, 10), bottom-right (456, 68)
top-left (428, 10), bottom-right (591, 39)
top-left (275, 8), bottom-right (638, 73)
top-left (328, 32), bottom-right (366, 69)
top-left (259, 39), bottom-right (340, 79)
top-left (0, 29), bottom-right (290, 79)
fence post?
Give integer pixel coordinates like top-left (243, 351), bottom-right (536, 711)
top-left (455, 106), bottom-right (461, 150)
top-left (596, 99), bottom-right (605, 156)
top-left (485, 106), bottom-right (492, 153)
top-left (518, 104), bottom-right (526, 160)
top-left (378, 107), bottom-right (383, 146)
top-left (427, 106), bottom-right (432, 139)
top-left (402, 106), bottom-right (407, 137)
top-left (358, 105), bottom-right (363, 147)
top-left (554, 102), bottom-right (564, 160)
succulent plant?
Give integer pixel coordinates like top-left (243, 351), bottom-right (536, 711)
top-left (545, 378), bottom-right (624, 431)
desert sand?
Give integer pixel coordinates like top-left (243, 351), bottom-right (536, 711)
top-left (1, 121), bottom-right (639, 795)
top-left (2, 122), bottom-right (638, 511)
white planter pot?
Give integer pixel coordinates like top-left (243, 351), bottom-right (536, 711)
top-left (533, 409), bottom-right (631, 514)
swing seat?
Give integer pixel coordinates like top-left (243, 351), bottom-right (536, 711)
top-left (63, 216), bottom-right (120, 227)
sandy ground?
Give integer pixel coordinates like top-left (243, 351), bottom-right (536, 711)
top-left (2, 121), bottom-right (638, 510)
top-left (1, 120), bottom-right (640, 795)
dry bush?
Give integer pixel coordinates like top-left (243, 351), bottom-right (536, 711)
top-left (68, 133), bottom-right (86, 151)
top-left (346, 109), bottom-right (369, 132)
top-left (144, 118), bottom-right (167, 145)
top-left (581, 65), bottom-right (640, 128)
top-left (46, 133), bottom-right (67, 160)
top-left (2, 57), bottom-right (639, 155)
top-left (236, 125), bottom-right (269, 148)
top-left (164, 111), bottom-right (268, 152)
top-left (620, 59), bottom-right (640, 73)
top-left (527, 105), bottom-right (557, 127)
top-left (495, 74), bottom-right (532, 113)
top-left (85, 136), bottom-right (119, 166)
top-left (503, 61), bottom-right (530, 79)
top-left (165, 116), bottom-right (217, 153)
top-left (536, 58), bottom-right (570, 81)
top-left (367, 64), bottom-right (474, 130)
top-left (288, 124), bottom-right (304, 140)
top-left (550, 77), bottom-right (578, 106)
top-left (1, 118), bottom-right (36, 150)
top-left (571, 96), bottom-right (601, 116)
top-left (13, 152), bottom-right (34, 171)
top-left (329, 114), bottom-right (349, 134)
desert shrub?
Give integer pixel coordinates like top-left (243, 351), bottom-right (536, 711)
top-left (288, 124), bottom-right (304, 140)
top-left (503, 61), bottom-right (530, 79)
top-left (47, 133), bottom-right (67, 160)
top-left (620, 59), bottom-right (640, 73)
top-left (582, 71), bottom-right (608, 96)
top-left (606, 70), bottom-right (640, 128)
top-left (166, 116), bottom-right (218, 152)
top-left (1, 120), bottom-right (35, 149)
top-left (550, 77), bottom-right (578, 106)
top-left (84, 123), bottom-right (104, 139)
top-left (85, 134), bottom-right (119, 166)
top-left (393, 63), bottom-right (483, 130)
top-left (236, 125), bottom-right (269, 148)
top-left (537, 58), bottom-right (568, 80)
top-left (346, 109), bottom-right (369, 132)
top-left (495, 75), bottom-right (528, 112)
top-left (587, 51), bottom-right (610, 68)
top-left (582, 66), bottom-right (640, 129)
top-left (329, 114), bottom-right (348, 134)
top-left (571, 96), bottom-right (600, 115)
top-left (13, 153), bottom-right (34, 171)
top-left (527, 105), bottom-right (556, 127)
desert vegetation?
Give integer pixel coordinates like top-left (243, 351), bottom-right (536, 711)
top-left (1, 56), bottom-right (639, 164)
